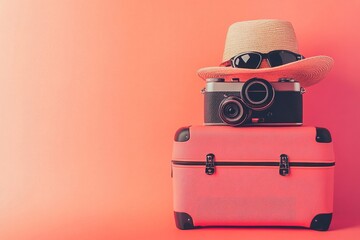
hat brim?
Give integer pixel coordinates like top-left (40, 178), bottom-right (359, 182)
top-left (197, 56), bottom-right (333, 87)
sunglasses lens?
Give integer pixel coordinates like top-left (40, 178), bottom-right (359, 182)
top-left (268, 51), bottom-right (299, 67)
top-left (233, 53), bottom-right (261, 69)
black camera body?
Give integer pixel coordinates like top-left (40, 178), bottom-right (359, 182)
top-left (203, 78), bottom-right (303, 126)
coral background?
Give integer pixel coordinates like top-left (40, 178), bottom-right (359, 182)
top-left (0, 0), bottom-right (359, 239)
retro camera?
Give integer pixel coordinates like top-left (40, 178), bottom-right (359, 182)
top-left (203, 78), bottom-right (304, 126)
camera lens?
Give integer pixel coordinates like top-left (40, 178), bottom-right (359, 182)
top-left (219, 97), bottom-right (251, 126)
top-left (224, 102), bottom-right (240, 119)
top-left (241, 78), bottom-right (275, 110)
top-left (247, 82), bottom-right (267, 103)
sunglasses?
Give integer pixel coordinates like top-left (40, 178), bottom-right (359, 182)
top-left (220, 50), bottom-right (304, 69)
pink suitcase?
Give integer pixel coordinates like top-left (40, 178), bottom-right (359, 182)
top-left (172, 126), bottom-right (335, 231)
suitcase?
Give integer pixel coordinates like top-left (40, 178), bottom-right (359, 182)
top-left (171, 125), bottom-right (335, 231)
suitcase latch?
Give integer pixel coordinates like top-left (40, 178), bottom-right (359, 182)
top-left (205, 153), bottom-right (215, 175)
top-left (279, 154), bottom-right (289, 176)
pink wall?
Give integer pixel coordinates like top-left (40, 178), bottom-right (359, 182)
top-left (0, 0), bottom-right (359, 239)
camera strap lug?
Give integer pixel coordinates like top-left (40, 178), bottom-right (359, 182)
top-left (300, 87), bottom-right (306, 94)
top-left (279, 154), bottom-right (290, 176)
top-left (205, 153), bottom-right (215, 175)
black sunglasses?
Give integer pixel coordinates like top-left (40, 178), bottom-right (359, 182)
top-left (220, 50), bottom-right (304, 69)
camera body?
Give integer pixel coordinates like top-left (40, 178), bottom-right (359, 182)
top-left (203, 78), bottom-right (303, 126)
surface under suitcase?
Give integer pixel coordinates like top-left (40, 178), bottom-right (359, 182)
top-left (171, 126), bottom-right (335, 231)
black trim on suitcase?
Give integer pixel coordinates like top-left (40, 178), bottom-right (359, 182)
top-left (174, 127), bottom-right (190, 142)
top-left (174, 212), bottom-right (194, 229)
top-left (172, 160), bottom-right (335, 167)
top-left (173, 211), bottom-right (333, 230)
top-left (310, 213), bottom-right (333, 231)
top-left (316, 127), bottom-right (332, 143)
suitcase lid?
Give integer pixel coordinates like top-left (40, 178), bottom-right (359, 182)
top-left (172, 125), bottom-right (334, 163)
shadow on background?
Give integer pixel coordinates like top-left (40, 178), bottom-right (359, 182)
top-left (304, 49), bottom-right (360, 230)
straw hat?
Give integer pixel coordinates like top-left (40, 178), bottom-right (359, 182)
top-left (197, 19), bottom-right (333, 87)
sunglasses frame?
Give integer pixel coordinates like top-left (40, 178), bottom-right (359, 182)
top-left (220, 50), bottom-right (304, 68)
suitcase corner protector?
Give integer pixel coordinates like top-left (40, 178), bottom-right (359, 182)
top-left (315, 127), bottom-right (332, 143)
top-left (310, 213), bottom-right (333, 231)
top-left (174, 127), bottom-right (191, 142)
top-left (174, 211), bottom-right (195, 230)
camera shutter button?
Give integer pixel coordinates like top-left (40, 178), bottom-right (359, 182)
top-left (278, 78), bottom-right (295, 82)
top-left (206, 78), bottom-right (225, 82)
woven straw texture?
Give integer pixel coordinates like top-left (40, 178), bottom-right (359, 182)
top-left (198, 19), bottom-right (333, 87)
top-left (223, 20), bottom-right (298, 61)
